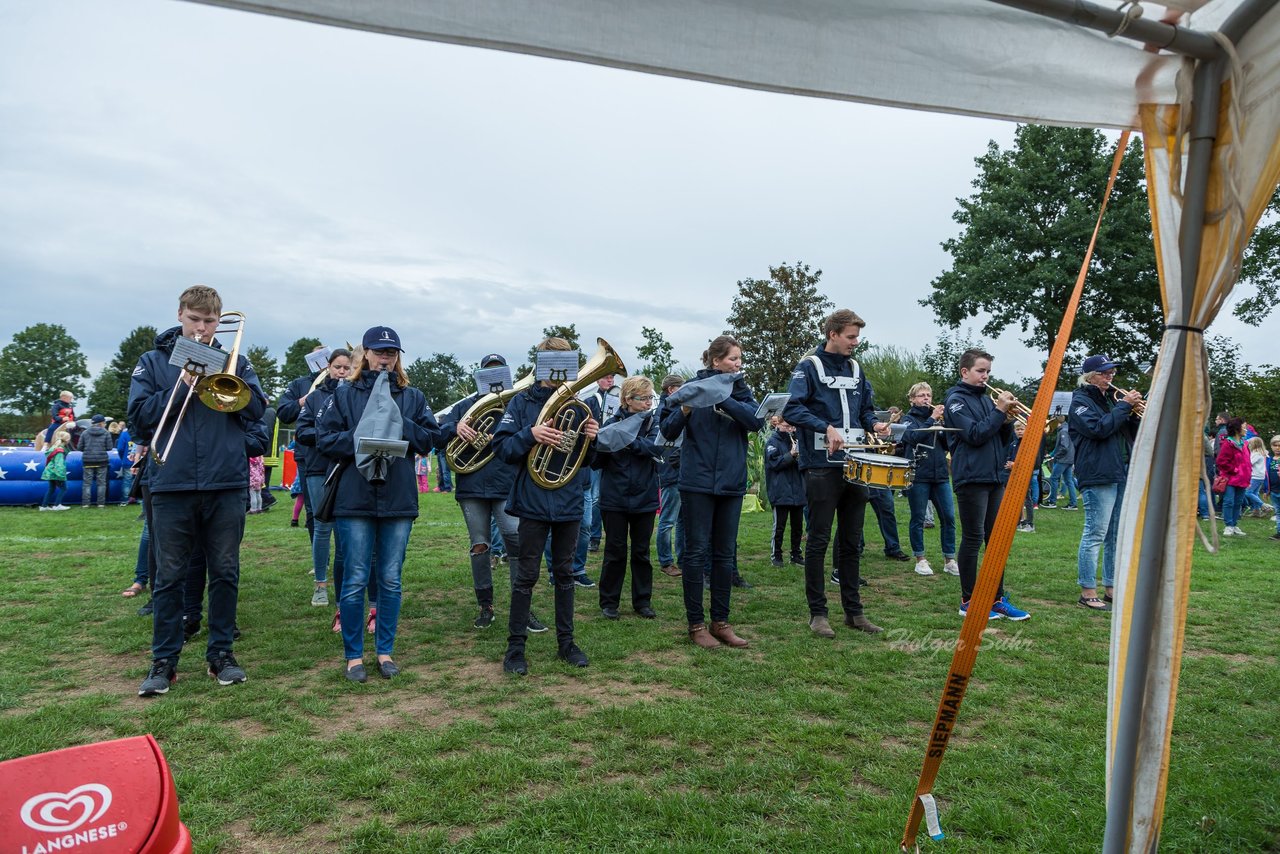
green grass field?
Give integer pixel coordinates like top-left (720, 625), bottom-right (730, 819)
top-left (1, 493), bottom-right (1277, 852)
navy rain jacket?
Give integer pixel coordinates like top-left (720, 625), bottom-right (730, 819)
top-left (315, 370), bottom-right (441, 518)
top-left (293, 376), bottom-right (343, 477)
top-left (782, 347), bottom-right (880, 471)
top-left (764, 430), bottom-right (806, 506)
top-left (659, 370), bottom-right (762, 496)
top-left (128, 325), bottom-right (268, 493)
top-left (655, 393), bottom-right (682, 488)
top-left (277, 372), bottom-right (319, 466)
top-left (591, 408), bottom-right (661, 514)
top-left (898, 404), bottom-right (951, 483)
top-left (1068, 384), bottom-right (1138, 487)
top-left (491, 383), bottom-right (594, 522)
top-left (942, 381), bottom-right (1012, 487)
top-left (436, 390), bottom-right (521, 501)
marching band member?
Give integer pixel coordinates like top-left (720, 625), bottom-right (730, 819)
top-left (943, 349), bottom-right (1031, 621)
top-left (783, 309), bottom-right (887, 639)
top-left (898, 383), bottom-right (958, 577)
top-left (1070, 354), bottom-right (1141, 610)
top-left (492, 336), bottom-right (599, 675)
top-left (661, 335), bottom-right (762, 649)
top-left (278, 344), bottom-right (329, 539)
top-left (592, 375), bottom-right (663, 620)
top-left (317, 327), bottom-right (442, 682)
top-left (131, 285), bottom-right (267, 696)
top-left (764, 416), bottom-right (805, 568)
top-left (654, 375), bottom-right (686, 577)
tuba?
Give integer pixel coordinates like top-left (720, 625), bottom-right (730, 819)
top-left (527, 338), bottom-right (625, 489)
top-left (445, 371), bottom-right (536, 474)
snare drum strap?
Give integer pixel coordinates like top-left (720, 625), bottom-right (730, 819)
top-left (806, 355), bottom-right (862, 431)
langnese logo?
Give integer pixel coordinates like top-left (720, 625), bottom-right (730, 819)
top-left (21, 784), bottom-right (111, 833)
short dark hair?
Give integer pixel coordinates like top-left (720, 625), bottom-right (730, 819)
top-left (1226, 416), bottom-right (1245, 437)
top-left (822, 309), bottom-right (866, 338)
top-left (660, 374), bottom-right (685, 392)
top-left (959, 348), bottom-right (993, 372)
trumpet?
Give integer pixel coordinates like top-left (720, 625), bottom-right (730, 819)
top-left (987, 385), bottom-right (1031, 430)
top-left (1105, 383), bottom-right (1146, 418)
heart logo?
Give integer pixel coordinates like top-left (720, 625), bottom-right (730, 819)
top-left (20, 783), bottom-right (112, 833)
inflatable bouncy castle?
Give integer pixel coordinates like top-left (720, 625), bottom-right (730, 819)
top-left (0, 447), bottom-right (125, 506)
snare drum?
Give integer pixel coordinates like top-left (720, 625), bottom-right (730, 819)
top-left (842, 452), bottom-right (913, 489)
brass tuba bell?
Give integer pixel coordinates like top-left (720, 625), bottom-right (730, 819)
top-left (445, 371), bottom-right (536, 474)
top-left (527, 338), bottom-right (625, 489)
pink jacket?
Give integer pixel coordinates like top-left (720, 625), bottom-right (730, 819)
top-left (1216, 438), bottom-right (1251, 488)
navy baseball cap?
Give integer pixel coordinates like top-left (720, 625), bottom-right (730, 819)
top-left (91, 414), bottom-right (105, 423)
top-left (480, 353), bottom-right (507, 367)
top-left (362, 327), bottom-right (402, 352)
top-left (1082, 354), bottom-right (1120, 373)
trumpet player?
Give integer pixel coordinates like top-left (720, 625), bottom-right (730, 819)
top-left (899, 383), bottom-right (958, 578)
top-left (131, 285), bottom-right (268, 697)
top-left (278, 344), bottom-right (330, 541)
top-left (943, 349), bottom-right (1031, 622)
top-left (1070, 354), bottom-right (1141, 612)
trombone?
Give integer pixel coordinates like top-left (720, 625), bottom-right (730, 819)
top-left (987, 385), bottom-right (1031, 430)
top-left (152, 311), bottom-right (252, 465)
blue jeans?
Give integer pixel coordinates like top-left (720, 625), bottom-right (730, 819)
top-left (867, 487), bottom-right (902, 554)
top-left (41, 480), bottom-right (66, 507)
top-left (434, 450), bottom-right (453, 491)
top-left (336, 516), bottom-right (413, 659)
top-left (1272, 492), bottom-right (1280, 534)
top-left (1221, 484), bottom-right (1245, 527)
top-left (306, 475), bottom-right (339, 584)
top-left (1243, 478), bottom-right (1265, 511)
top-left (1077, 483), bottom-right (1123, 590)
top-left (905, 481), bottom-right (956, 559)
top-left (1047, 463), bottom-right (1078, 507)
top-left (133, 520), bottom-right (151, 588)
top-left (656, 485), bottom-right (685, 567)
top-left (150, 489), bottom-right (246, 662)
top-left (1198, 481), bottom-right (1210, 519)
top-left (121, 467), bottom-right (135, 502)
top-left (588, 468), bottom-right (603, 544)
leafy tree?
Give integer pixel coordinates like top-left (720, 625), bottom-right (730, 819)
top-left (86, 326), bottom-right (158, 420)
top-left (406, 353), bottom-right (470, 410)
top-left (1235, 186), bottom-right (1280, 326)
top-left (246, 345), bottom-right (282, 402)
top-left (924, 126), bottom-right (1160, 371)
top-left (636, 326), bottom-right (675, 383)
top-left (518, 323), bottom-right (584, 379)
top-left (918, 329), bottom-right (987, 396)
top-left (855, 344), bottom-right (925, 413)
top-left (1206, 334), bottom-right (1280, 438)
top-left (0, 324), bottom-right (89, 415)
top-left (281, 337), bottom-right (324, 382)
top-left (725, 261), bottom-right (834, 395)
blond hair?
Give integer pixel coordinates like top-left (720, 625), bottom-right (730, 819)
top-left (178, 284), bottom-right (222, 316)
top-left (907, 382), bottom-right (932, 400)
top-left (1247, 436), bottom-right (1265, 453)
top-left (350, 350), bottom-right (410, 388)
top-left (620, 375), bottom-right (654, 402)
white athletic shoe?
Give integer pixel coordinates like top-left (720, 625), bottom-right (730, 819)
top-left (914, 558), bottom-right (934, 576)
top-left (943, 560), bottom-right (960, 576)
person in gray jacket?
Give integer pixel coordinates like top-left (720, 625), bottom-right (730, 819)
top-left (1043, 422), bottom-right (1078, 509)
top-left (78, 414), bottom-right (114, 507)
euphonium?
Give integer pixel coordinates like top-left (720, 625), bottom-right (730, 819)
top-left (527, 338), bottom-right (626, 489)
top-left (445, 372), bottom-right (536, 474)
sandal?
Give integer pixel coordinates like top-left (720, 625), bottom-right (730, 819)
top-left (121, 583), bottom-right (144, 598)
top-left (1078, 596), bottom-right (1110, 611)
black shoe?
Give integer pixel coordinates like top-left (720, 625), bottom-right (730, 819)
top-left (601, 606), bottom-right (620, 620)
top-left (503, 650), bottom-right (528, 675)
top-left (790, 555), bottom-right (804, 566)
top-left (526, 612), bottom-right (549, 633)
top-left (182, 617), bottom-right (201, 644)
top-left (830, 571), bottom-right (840, 586)
top-left (635, 606), bottom-right (657, 619)
top-left (732, 576), bottom-right (753, 589)
top-left (473, 607), bottom-right (496, 629)
top-left (345, 663), bottom-right (368, 683)
top-left (588, 541), bottom-right (600, 553)
top-left (138, 658), bottom-right (177, 696)
top-left (859, 576), bottom-right (869, 587)
top-left (573, 574), bottom-right (596, 588)
top-left (207, 652), bottom-right (246, 686)
top-left (137, 599), bottom-right (154, 617)
top-left (558, 644), bottom-right (590, 668)
top-left (378, 659), bottom-right (400, 679)
top-left (885, 550), bottom-right (911, 562)
top-left (290, 519), bottom-right (299, 527)
top-left (771, 555), bottom-right (784, 567)
top-left (232, 624), bottom-right (242, 641)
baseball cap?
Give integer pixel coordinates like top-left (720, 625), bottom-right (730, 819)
top-left (1081, 354), bottom-right (1120, 373)
top-left (480, 353), bottom-right (507, 368)
top-left (91, 414), bottom-right (105, 423)
top-left (361, 327), bottom-right (402, 352)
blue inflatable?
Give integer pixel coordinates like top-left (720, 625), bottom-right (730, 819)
top-left (0, 446), bottom-right (125, 505)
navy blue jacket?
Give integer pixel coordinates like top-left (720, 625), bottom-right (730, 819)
top-left (491, 383), bottom-right (595, 521)
top-left (764, 430), bottom-right (806, 506)
top-left (293, 377), bottom-right (343, 477)
top-left (1266, 453), bottom-right (1280, 492)
top-left (436, 390), bottom-right (521, 501)
top-left (591, 408), bottom-right (661, 513)
top-left (660, 370), bottom-right (762, 496)
top-left (898, 404), bottom-right (951, 483)
top-left (1068, 384), bottom-right (1138, 487)
top-left (655, 393), bottom-right (682, 488)
top-left (78, 425), bottom-right (113, 466)
top-left (128, 326), bottom-right (268, 493)
top-left (245, 417), bottom-right (271, 458)
top-left (277, 372), bottom-right (319, 465)
top-left (315, 371), bottom-right (440, 518)
top-left (942, 381), bottom-right (1013, 487)
top-left (782, 347), bottom-right (880, 471)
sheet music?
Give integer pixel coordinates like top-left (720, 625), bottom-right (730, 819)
top-left (534, 350), bottom-right (580, 382)
top-left (169, 336), bottom-right (229, 375)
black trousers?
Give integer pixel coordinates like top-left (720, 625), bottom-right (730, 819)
top-left (598, 510), bottom-right (655, 610)
top-left (680, 491), bottom-right (742, 625)
top-left (803, 468), bottom-right (868, 618)
top-left (771, 504), bottom-right (804, 559)
top-left (954, 482), bottom-right (1006, 601)
top-left (507, 517), bottom-right (577, 653)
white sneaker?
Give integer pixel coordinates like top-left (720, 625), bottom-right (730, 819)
top-left (914, 558), bottom-right (934, 576)
top-left (943, 560), bottom-right (960, 576)
top-left (54, 504), bottom-right (69, 511)
top-left (38, 506), bottom-right (50, 511)
top-left (1232, 526), bottom-right (1247, 536)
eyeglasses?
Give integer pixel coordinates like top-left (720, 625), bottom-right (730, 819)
top-left (369, 348), bottom-right (398, 357)
top-left (630, 394), bottom-right (655, 401)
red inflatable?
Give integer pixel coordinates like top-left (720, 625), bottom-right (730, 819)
top-left (0, 734), bottom-right (191, 854)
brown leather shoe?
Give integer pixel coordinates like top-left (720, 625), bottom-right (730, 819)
top-left (808, 615), bottom-right (836, 638)
top-left (661, 563), bottom-right (683, 578)
top-left (688, 623), bottom-right (721, 649)
top-left (845, 614), bottom-right (883, 634)
top-left (709, 621), bottom-right (750, 648)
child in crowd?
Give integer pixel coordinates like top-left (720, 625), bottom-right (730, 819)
top-left (416, 453), bottom-right (432, 493)
top-left (1267, 436), bottom-right (1280, 539)
top-left (764, 416), bottom-right (805, 567)
top-left (1244, 436), bottom-right (1269, 517)
top-left (40, 431), bottom-right (71, 511)
top-left (248, 454), bottom-right (265, 514)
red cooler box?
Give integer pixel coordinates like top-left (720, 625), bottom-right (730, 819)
top-left (1, 734), bottom-right (191, 853)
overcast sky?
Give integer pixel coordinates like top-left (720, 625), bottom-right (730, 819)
top-left (1, 0), bottom-right (1273, 405)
